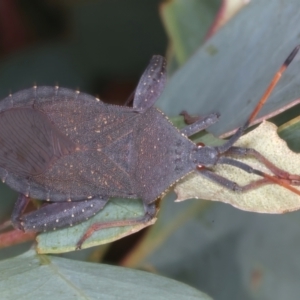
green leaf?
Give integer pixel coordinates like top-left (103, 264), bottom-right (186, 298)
top-left (0, 250), bottom-right (212, 300)
top-left (37, 198), bottom-right (156, 254)
top-left (278, 115), bottom-right (300, 152)
top-left (160, 0), bottom-right (221, 64)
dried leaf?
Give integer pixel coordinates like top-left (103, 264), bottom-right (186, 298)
top-left (175, 121), bottom-right (300, 213)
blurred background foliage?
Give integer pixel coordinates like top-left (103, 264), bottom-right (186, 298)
top-left (1, 1), bottom-right (300, 299)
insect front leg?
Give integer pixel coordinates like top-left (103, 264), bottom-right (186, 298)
top-left (199, 157), bottom-right (300, 196)
top-left (226, 146), bottom-right (300, 182)
top-left (12, 196), bottom-right (109, 232)
top-left (180, 113), bottom-right (219, 137)
top-left (198, 168), bottom-right (269, 192)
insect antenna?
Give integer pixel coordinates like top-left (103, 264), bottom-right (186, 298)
top-left (218, 45), bottom-right (300, 154)
top-left (216, 45), bottom-right (300, 195)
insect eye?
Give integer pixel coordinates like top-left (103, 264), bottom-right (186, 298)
top-left (196, 142), bottom-right (205, 149)
top-left (196, 164), bottom-right (204, 171)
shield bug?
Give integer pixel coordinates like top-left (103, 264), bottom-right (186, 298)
top-left (2, 46), bottom-right (300, 250)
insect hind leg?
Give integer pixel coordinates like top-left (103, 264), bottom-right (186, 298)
top-left (133, 56), bottom-right (167, 113)
top-left (76, 202), bottom-right (157, 250)
top-left (12, 195), bottom-right (109, 232)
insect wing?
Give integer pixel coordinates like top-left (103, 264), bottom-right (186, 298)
top-left (0, 108), bottom-right (75, 177)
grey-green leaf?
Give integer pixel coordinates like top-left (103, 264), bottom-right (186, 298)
top-left (158, 0), bottom-right (300, 136)
top-left (0, 250), bottom-right (212, 300)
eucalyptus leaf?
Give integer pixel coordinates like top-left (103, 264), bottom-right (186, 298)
top-left (158, 0), bottom-right (300, 136)
top-left (0, 250), bottom-right (212, 300)
top-left (237, 212), bottom-right (300, 300)
top-left (37, 198), bottom-right (156, 254)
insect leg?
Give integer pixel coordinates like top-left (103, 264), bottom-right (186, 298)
top-left (216, 45), bottom-right (300, 154)
top-left (198, 169), bottom-right (242, 191)
top-left (180, 113), bottom-right (219, 137)
top-left (218, 156), bottom-right (269, 177)
top-left (14, 197), bottom-right (109, 232)
top-left (123, 88), bottom-right (135, 107)
top-left (217, 157), bottom-right (300, 196)
top-left (180, 110), bottom-right (207, 125)
top-left (76, 202), bottom-right (157, 249)
top-left (133, 55), bottom-right (167, 113)
top-left (11, 194), bottom-right (31, 230)
top-left (226, 146), bottom-right (300, 182)
top-left (199, 168), bottom-right (276, 192)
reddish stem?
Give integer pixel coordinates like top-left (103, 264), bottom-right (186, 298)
top-left (0, 229), bottom-right (36, 249)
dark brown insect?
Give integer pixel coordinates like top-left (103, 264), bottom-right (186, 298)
top-left (2, 46), bottom-right (300, 249)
